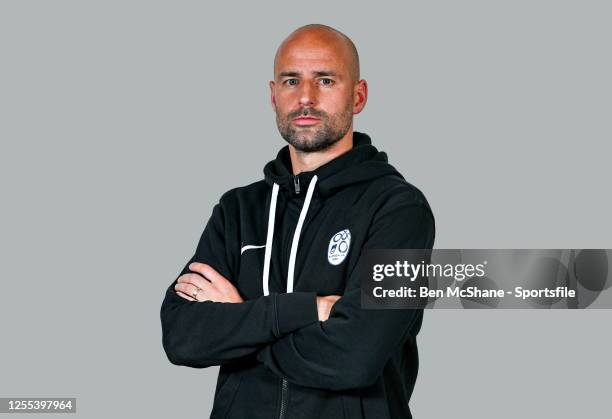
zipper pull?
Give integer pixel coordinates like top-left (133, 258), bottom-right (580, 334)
top-left (293, 175), bottom-right (301, 195)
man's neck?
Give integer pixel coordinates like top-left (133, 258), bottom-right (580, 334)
top-left (289, 128), bottom-right (354, 175)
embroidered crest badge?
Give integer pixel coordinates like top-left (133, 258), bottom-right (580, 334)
top-left (328, 229), bottom-right (351, 265)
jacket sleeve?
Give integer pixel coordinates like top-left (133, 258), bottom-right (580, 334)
top-left (256, 195), bottom-right (435, 390)
top-left (160, 195), bottom-right (319, 368)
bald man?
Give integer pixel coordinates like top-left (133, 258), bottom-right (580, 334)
top-left (161, 24), bottom-right (435, 419)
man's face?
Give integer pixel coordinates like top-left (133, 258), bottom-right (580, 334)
top-left (270, 37), bottom-right (359, 152)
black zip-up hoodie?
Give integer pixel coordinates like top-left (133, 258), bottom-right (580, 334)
top-left (161, 131), bottom-right (435, 419)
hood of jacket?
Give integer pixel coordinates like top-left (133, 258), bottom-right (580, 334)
top-left (259, 131), bottom-right (406, 296)
top-left (263, 131), bottom-right (404, 198)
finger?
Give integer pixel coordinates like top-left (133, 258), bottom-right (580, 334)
top-left (188, 262), bottom-right (210, 277)
top-left (177, 273), bottom-right (211, 290)
top-left (176, 273), bottom-right (193, 284)
top-left (189, 262), bottom-right (228, 285)
top-left (177, 272), bottom-right (205, 284)
top-left (175, 290), bottom-right (195, 301)
top-left (175, 280), bottom-right (215, 301)
top-left (191, 274), bottom-right (216, 295)
top-left (175, 283), bottom-right (202, 300)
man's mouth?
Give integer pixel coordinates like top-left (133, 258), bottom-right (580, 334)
top-left (293, 116), bottom-right (321, 126)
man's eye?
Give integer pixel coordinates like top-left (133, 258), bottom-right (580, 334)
top-left (284, 79), bottom-right (298, 86)
top-left (319, 78), bottom-right (334, 86)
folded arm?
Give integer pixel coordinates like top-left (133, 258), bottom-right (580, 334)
top-left (160, 200), bottom-right (319, 368)
top-left (256, 200), bottom-right (435, 391)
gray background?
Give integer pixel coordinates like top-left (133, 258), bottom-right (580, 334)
top-left (1, 0), bottom-right (610, 418)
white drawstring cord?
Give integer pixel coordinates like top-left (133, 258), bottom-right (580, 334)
top-left (262, 175), bottom-right (318, 296)
top-left (286, 175), bottom-right (318, 293)
top-left (262, 183), bottom-right (279, 297)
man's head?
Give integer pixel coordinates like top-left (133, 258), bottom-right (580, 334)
top-left (270, 24), bottom-right (368, 153)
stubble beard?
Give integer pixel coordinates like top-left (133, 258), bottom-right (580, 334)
top-left (276, 104), bottom-right (353, 153)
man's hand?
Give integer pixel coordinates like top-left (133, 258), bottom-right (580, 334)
top-left (174, 262), bottom-right (339, 318)
top-left (316, 295), bottom-right (341, 321)
top-left (175, 262), bottom-right (244, 303)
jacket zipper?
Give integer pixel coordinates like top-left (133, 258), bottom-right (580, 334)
top-left (279, 183), bottom-right (300, 419)
top-left (293, 175), bottom-right (300, 194)
top-left (279, 177), bottom-right (307, 419)
top-left (278, 377), bottom-right (289, 419)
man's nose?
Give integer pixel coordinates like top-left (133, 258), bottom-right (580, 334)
top-left (298, 81), bottom-right (317, 107)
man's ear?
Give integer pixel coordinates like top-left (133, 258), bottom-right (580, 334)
top-left (353, 79), bottom-right (368, 115)
top-left (269, 80), bottom-right (276, 111)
